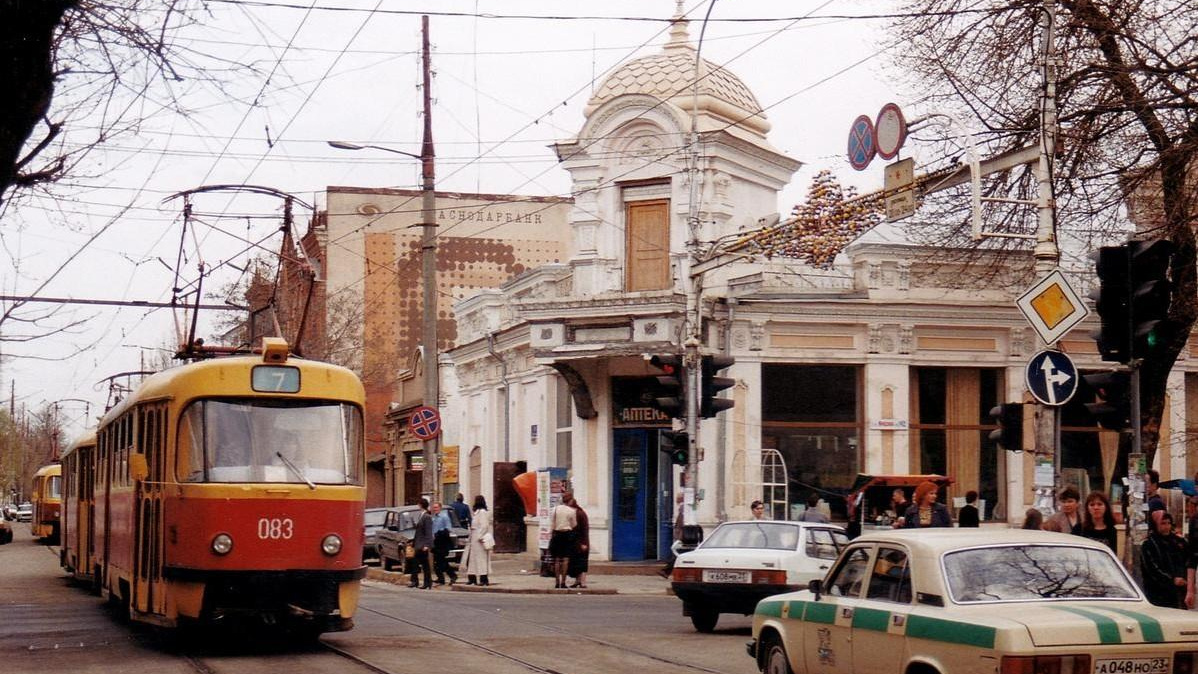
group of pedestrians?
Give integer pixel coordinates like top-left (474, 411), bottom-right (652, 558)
top-left (1020, 473), bottom-right (1198, 610)
top-left (407, 493), bottom-right (494, 589)
top-left (549, 491), bottom-right (590, 589)
top-left (1023, 486), bottom-right (1119, 550)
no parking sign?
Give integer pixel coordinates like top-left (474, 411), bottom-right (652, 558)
top-left (409, 405), bottom-right (442, 440)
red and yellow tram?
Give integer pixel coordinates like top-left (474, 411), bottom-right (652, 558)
top-left (60, 429), bottom-right (98, 585)
top-left (60, 338), bottom-right (367, 635)
top-left (30, 463), bottom-right (63, 543)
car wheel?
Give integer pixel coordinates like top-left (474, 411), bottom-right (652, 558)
top-left (382, 555), bottom-right (395, 571)
top-left (690, 606), bottom-right (719, 633)
top-left (761, 633), bottom-right (793, 674)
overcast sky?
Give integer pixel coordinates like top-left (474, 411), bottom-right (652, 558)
top-left (2, 0), bottom-right (906, 437)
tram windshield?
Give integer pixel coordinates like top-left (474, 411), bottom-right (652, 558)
top-left (181, 398), bottom-right (363, 484)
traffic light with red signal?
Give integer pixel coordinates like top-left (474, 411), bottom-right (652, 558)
top-left (648, 354), bottom-right (685, 419)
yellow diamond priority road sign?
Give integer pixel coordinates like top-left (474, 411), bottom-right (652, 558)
top-left (1015, 270), bottom-right (1089, 346)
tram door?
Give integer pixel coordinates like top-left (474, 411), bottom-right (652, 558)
top-left (133, 405), bottom-right (167, 617)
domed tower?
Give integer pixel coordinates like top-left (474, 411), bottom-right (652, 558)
top-left (554, 2), bottom-right (799, 297)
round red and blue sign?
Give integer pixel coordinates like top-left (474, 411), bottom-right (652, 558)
top-left (409, 405), bottom-right (442, 440)
top-left (847, 114), bottom-right (876, 171)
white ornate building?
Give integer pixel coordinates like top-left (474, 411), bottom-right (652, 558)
top-left (439, 10), bottom-right (1198, 560)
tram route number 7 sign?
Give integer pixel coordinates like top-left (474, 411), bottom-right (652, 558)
top-left (409, 405), bottom-right (442, 440)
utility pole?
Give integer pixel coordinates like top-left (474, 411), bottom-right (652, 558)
top-left (682, 3), bottom-right (704, 528)
top-left (1032, 0), bottom-right (1062, 517)
top-left (419, 15), bottom-right (441, 501)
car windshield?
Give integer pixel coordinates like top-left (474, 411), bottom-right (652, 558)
top-left (365, 510), bottom-right (389, 526)
top-left (944, 545), bottom-right (1139, 603)
top-left (180, 398), bottom-right (363, 484)
top-left (703, 522), bottom-right (801, 550)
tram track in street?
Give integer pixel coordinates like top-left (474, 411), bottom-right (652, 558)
top-left (345, 598), bottom-right (738, 674)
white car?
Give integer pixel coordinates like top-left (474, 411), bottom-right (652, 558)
top-left (749, 528), bottom-right (1198, 674)
top-left (672, 520), bottom-right (849, 632)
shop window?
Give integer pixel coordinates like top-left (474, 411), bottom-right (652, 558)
top-left (762, 365), bottom-right (861, 519)
top-left (555, 375), bottom-right (573, 470)
top-left (911, 368), bottom-right (1002, 521)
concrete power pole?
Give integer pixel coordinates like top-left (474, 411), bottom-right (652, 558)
top-left (419, 15), bottom-right (440, 501)
top-left (1032, 0), bottom-right (1062, 517)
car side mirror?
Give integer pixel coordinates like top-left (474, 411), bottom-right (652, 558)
top-left (808, 579), bottom-right (823, 601)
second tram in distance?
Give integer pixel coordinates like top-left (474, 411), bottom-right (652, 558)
top-left (30, 463), bottom-right (63, 543)
top-left (60, 338), bottom-right (367, 636)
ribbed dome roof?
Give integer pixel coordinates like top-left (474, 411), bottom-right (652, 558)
top-left (583, 12), bottom-right (764, 122)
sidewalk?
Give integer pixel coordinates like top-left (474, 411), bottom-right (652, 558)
top-left (365, 553), bottom-right (673, 595)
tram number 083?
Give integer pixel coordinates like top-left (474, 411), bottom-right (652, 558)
top-left (258, 518), bottom-right (294, 540)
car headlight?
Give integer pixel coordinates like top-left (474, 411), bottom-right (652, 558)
top-left (211, 533), bottom-right (234, 555)
top-left (322, 534), bottom-right (343, 556)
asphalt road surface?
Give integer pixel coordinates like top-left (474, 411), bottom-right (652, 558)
top-left (0, 524), bottom-right (757, 674)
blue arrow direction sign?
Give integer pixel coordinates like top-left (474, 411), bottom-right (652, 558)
top-left (1024, 350), bottom-right (1078, 406)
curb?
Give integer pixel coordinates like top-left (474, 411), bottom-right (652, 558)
top-left (365, 567), bottom-right (649, 595)
top-left (450, 584), bottom-right (618, 595)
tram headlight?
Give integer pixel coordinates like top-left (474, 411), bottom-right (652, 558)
top-left (211, 533), bottom-right (234, 555)
top-left (321, 534), bottom-right (343, 556)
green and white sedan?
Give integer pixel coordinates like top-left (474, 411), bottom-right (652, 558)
top-left (748, 528), bottom-right (1198, 674)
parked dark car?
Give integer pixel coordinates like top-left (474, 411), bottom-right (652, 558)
top-left (0, 518), bottom-right (12, 544)
top-left (363, 507), bottom-right (399, 562)
top-left (377, 505), bottom-right (468, 573)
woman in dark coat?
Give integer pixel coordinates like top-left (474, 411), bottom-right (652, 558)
top-left (1142, 510), bottom-right (1188, 608)
top-left (568, 494), bottom-right (590, 588)
top-left (901, 480), bottom-right (952, 529)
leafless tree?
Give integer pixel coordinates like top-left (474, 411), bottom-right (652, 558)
top-left (0, 0), bottom-right (231, 354)
top-left (890, 0), bottom-right (1198, 464)
top-left (1, 0), bottom-right (218, 207)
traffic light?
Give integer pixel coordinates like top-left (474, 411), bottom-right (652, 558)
top-left (1083, 370), bottom-right (1132, 430)
top-left (1128, 239), bottom-right (1172, 360)
top-left (660, 430), bottom-right (689, 466)
top-left (988, 402), bottom-right (1023, 451)
top-left (1089, 244), bottom-right (1130, 363)
top-left (699, 354), bottom-right (735, 418)
top-left (648, 354), bottom-right (686, 419)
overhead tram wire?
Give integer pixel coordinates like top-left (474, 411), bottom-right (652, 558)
top-left (204, 0), bottom-right (992, 23)
top-left (184, 0), bottom-right (388, 293)
top-left (317, 2), bottom-right (688, 252)
top-left (435, 0), bottom-right (839, 240)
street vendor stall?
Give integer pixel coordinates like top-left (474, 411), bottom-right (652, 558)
top-left (844, 473), bottom-right (953, 538)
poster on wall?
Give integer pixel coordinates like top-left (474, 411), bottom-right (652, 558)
top-left (440, 444), bottom-right (459, 484)
top-left (536, 467), bottom-right (568, 550)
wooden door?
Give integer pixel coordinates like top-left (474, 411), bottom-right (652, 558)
top-left (625, 200), bottom-right (670, 291)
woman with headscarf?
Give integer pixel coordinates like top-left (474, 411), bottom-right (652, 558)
top-left (1142, 510), bottom-right (1187, 608)
top-left (901, 481), bottom-right (952, 529)
top-left (460, 494), bottom-right (493, 586)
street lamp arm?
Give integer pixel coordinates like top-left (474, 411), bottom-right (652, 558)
top-left (327, 140), bottom-right (421, 160)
